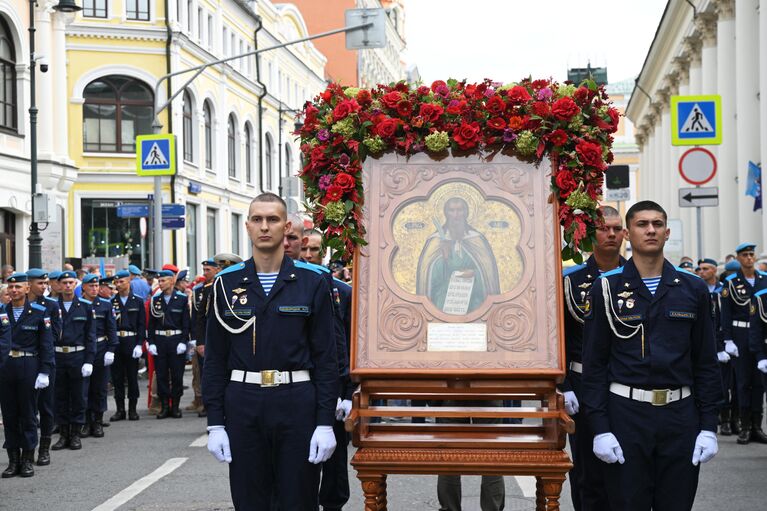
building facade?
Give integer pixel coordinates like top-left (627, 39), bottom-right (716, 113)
top-left (626, 0), bottom-right (767, 260)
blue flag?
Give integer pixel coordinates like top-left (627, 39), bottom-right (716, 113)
top-left (746, 161), bottom-right (762, 211)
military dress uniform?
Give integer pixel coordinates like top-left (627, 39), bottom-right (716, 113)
top-left (52, 281), bottom-right (97, 451)
top-left (147, 284), bottom-right (190, 418)
top-left (203, 256), bottom-right (338, 511)
top-left (82, 286), bottom-right (119, 437)
top-left (719, 263), bottom-right (767, 443)
top-left (110, 273), bottom-right (146, 421)
top-left (562, 255), bottom-right (624, 511)
top-left (582, 260), bottom-right (721, 511)
top-left (0, 279), bottom-right (55, 478)
top-left (706, 277), bottom-right (734, 435)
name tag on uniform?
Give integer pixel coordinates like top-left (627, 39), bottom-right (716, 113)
top-left (170, 308), bottom-right (183, 313)
top-left (278, 305), bottom-right (310, 315)
top-left (224, 308), bottom-right (253, 318)
top-left (95, 314), bottom-right (105, 319)
top-left (127, 308), bottom-right (140, 312)
top-left (21, 325), bottom-right (37, 331)
top-left (668, 310), bottom-right (697, 320)
top-left (617, 314), bottom-right (643, 322)
top-left (73, 316), bottom-right (86, 322)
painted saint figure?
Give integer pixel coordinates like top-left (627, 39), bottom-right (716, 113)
top-left (416, 196), bottom-right (500, 314)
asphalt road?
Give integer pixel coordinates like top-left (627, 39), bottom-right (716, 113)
top-left (1, 371), bottom-right (766, 510)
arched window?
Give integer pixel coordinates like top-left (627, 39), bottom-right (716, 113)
top-left (244, 123), bottom-right (252, 184)
top-left (0, 18), bottom-right (17, 131)
top-left (203, 100), bottom-right (213, 170)
top-left (227, 114), bottom-right (237, 178)
top-left (83, 75), bottom-right (153, 153)
top-left (265, 134), bottom-right (273, 191)
top-left (284, 143), bottom-right (292, 178)
top-left (182, 90), bottom-right (194, 162)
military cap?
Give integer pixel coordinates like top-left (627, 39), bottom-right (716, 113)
top-left (82, 274), bottom-right (99, 284)
top-left (177, 269), bottom-right (188, 281)
top-left (214, 252), bottom-right (243, 267)
top-left (679, 261), bottom-right (694, 269)
top-left (58, 271), bottom-right (77, 280)
top-left (157, 269), bottom-right (175, 278)
top-left (26, 268), bottom-right (48, 280)
top-left (725, 260), bottom-right (741, 272)
top-left (7, 272), bottom-right (27, 283)
top-left (114, 270), bottom-right (131, 279)
top-left (202, 258), bottom-right (217, 267)
top-left (698, 258), bottom-right (718, 267)
top-left (736, 242), bottom-right (757, 254)
top-left (162, 263), bottom-right (180, 274)
top-left (99, 276), bottom-right (115, 286)
top-left (128, 264), bottom-right (142, 275)
top-left (48, 270), bottom-right (62, 280)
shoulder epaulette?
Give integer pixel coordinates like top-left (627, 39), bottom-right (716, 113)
top-left (675, 267), bottom-right (703, 279)
top-left (175, 291), bottom-right (187, 297)
top-left (754, 288), bottom-right (767, 298)
top-left (218, 262), bottom-right (245, 277)
top-left (759, 271), bottom-right (767, 277)
top-left (333, 277), bottom-right (351, 288)
top-left (294, 260), bottom-right (326, 275)
top-left (601, 267), bottom-right (624, 278)
top-left (79, 298), bottom-right (93, 305)
top-left (44, 296), bottom-right (57, 303)
top-left (562, 263), bottom-right (586, 277)
top-left (30, 302), bottom-right (46, 312)
top-left (725, 273), bottom-right (737, 281)
top-left (99, 297), bottom-right (111, 304)
top-left (152, 289), bottom-right (162, 297)
top-left (192, 283), bottom-right (203, 290)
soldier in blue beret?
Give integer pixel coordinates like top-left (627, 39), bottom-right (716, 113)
top-left (189, 259), bottom-right (220, 417)
top-left (0, 272), bottom-right (54, 478)
top-left (26, 269), bottom-right (61, 466)
top-left (148, 269), bottom-right (190, 419)
top-left (203, 193), bottom-right (338, 510)
top-left (719, 242), bottom-right (767, 444)
top-left (583, 201), bottom-right (721, 510)
top-left (50, 271), bottom-right (97, 451)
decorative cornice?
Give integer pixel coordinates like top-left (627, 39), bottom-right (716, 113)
top-left (66, 24), bottom-right (166, 43)
top-left (696, 12), bottom-right (718, 44)
top-left (672, 55), bottom-right (691, 83)
top-left (683, 35), bottom-right (703, 62)
top-left (715, 0), bottom-right (735, 20)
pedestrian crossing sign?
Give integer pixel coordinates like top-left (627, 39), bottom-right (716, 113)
top-left (136, 134), bottom-right (176, 176)
top-left (670, 95), bottom-right (722, 146)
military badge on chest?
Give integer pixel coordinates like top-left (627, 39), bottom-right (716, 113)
top-left (231, 287), bottom-right (247, 306)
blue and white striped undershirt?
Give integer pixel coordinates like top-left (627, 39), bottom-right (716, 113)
top-left (12, 307), bottom-right (24, 321)
top-left (258, 273), bottom-right (279, 295)
top-left (642, 276), bottom-right (662, 295)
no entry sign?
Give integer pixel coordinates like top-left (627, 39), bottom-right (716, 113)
top-left (678, 147), bottom-right (717, 186)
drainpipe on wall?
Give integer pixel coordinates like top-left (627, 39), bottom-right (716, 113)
top-left (164, 0), bottom-right (177, 263)
top-left (254, 17), bottom-right (268, 193)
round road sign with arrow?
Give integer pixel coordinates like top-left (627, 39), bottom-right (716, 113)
top-left (678, 147), bottom-right (717, 185)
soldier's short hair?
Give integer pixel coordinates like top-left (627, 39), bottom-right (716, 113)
top-left (601, 205), bottom-right (620, 218)
top-left (249, 193), bottom-right (287, 218)
top-left (303, 228), bottom-right (323, 240)
top-left (626, 200), bottom-right (667, 227)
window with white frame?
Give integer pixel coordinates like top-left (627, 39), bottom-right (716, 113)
top-left (0, 18), bottom-right (17, 131)
top-left (182, 90), bottom-right (195, 163)
top-left (244, 123), bottom-right (253, 184)
top-left (126, 0), bottom-right (150, 21)
top-left (83, 0), bottom-right (107, 18)
top-left (203, 100), bottom-right (213, 170)
top-left (227, 114), bottom-right (238, 178)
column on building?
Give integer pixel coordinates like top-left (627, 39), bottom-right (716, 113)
top-left (636, 131), bottom-right (646, 201)
top-left (52, 13), bottom-right (70, 160)
top-left (698, 13), bottom-right (720, 259)
top-left (761, 0), bottom-right (767, 245)
top-left (716, 0), bottom-right (738, 255)
top-left (686, 36), bottom-right (703, 258)
top-left (35, 6), bottom-right (53, 160)
top-left (735, 0), bottom-right (762, 247)
top-left (657, 86), bottom-right (676, 228)
top-left (674, 54), bottom-right (693, 257)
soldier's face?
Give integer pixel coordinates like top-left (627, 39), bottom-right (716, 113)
top-left (595, 216), bottom-right (624, 252)
top-left (158, 276), bottom-right (175, 293)
top-left (202, 265), bottom-right (218, 281)
top-left (699, 263), bottom-right (717, 282)
top-left (82, 282), bottom-right (99, 299)
top-left (625, 210), bottom-right (669, 255)
top-left (99, 285), bottom-right (113, 298)
top-left (304, 234), bottom-right (323, 264)
top-left (7, 282), bottom-right (27, 302)
top-left (737, 251), bottom-right (755, 270)
top-left (28, 279), bottom-right (47, 297)
top-left (49, 280), bottom-right (61, 294)
top-left (114, 277), bottom-right (130, 294)
top-left (59, 278), bottom-right (76, 296)
top-left (283, 224), bottom-right (306, 260)
top-left (246, 201), bottom-right (288, 253)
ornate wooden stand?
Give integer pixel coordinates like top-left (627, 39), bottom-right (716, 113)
top-left (346, 378), bottom-right (574, 510)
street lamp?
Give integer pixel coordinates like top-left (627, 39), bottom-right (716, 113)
top-left (27, 0), bottom-right (81, 268)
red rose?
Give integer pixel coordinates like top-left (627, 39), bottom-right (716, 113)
top-left (607, 108), bottom-right (620, 132)
top-left (573, 86), bottom-right (591, 104)
top-left (507, 115), bottom-right (529, 131)
top-left (332, 99), bottom-right (360, 121)
top-left (452, 121), bottom-right (482, 150)
top-left (547, 129), bottom-right (569, 147)
top-left (356, 89), bottom-right (372, 107)
top-left (487, 117), bottom-right (507, 131)
top-left (507, 85), bottom-right (532, 104)
top-left (531, 101), bottom-right (550, 118)
top-left (486, 95), bottom-right (507, 115)
top-left (334, 172), bottom-right (356, 191)
top-left (396, 100), bottom-right (412, 117)
top-left (575, 139), bottom-right (605, 168)
top-left (430, 80), bottom-right (447, 92)
top-left (381, 91), bottom-right (402, 109)
top-left (551, 97), bottom-right (580, 120)
top-left (324, 185), bottom-right (345, 202)
top-left (417, 85), bottom-right (431, 96)
top-left (446, 100), bottom-right (466, 116)
top-left (419, 103), bottom-right (444, 123)
top-left (374, 117), bottom-right (400, 139)
top-left (555, 170), bottom-right (577, 196)
top-left (320, 89), bottom-right (332, 102)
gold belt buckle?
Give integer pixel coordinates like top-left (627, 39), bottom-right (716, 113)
top-left (10, 350), bottom-right (19, 357)
top-left (651, 389), bottom-right (670, 406)
top-left (61, 347), bottom-right (70, 353)
top-left (260, 370), bottom-right (279, 387)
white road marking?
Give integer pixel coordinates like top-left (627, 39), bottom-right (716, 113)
top-left (91, 457), bottom-right (188, 511)
top-left (190, 433), bottom-right (208, 447)
top-left (514, 476), bottom-right (538, 498)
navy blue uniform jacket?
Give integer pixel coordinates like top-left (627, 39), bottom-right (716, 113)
top-left (111, 293), bottom-right (147, 353)
top-left (58, 296), bottom-right (98, 365)
top-left (0, 300), bottom-right (55, 374)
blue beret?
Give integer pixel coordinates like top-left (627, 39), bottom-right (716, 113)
top-left (725, 260), bottom-right (741, 272)
top-left (177, 270), bottom-right (188, 281)
top-left (699, 258), bottom-right (718, 267)
top-left (7, 272), bottom-right (27, 283)
top-left (58, 271), bottom-right (77, 281)
top-left (82, 274), bottom-right (99, 284)
top-left (26, 268), bottom-right (48, 279)
top-left (202, 258), bottom-right (217, 267)
top-left (48, 270), bottom-right (62, 280)
top-left (114, 270), bottom-right (130, 279)
top-left (736, 242), bottom-right (756, 253)
top-left (128, 265), bottom-right (142, 275)
top-left (679, 261), bottom-right (693, 269)
top-left (158, 270), bottom-right (175, 278)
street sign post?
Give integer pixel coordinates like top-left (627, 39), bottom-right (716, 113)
top-left (670, 95), bottom-right (722, 146)
top-left (162, 217), bottom-right (185, 230)
top-left (116, 203), bottom-right (185, 218)
top-left (678, 148), bottom-right (717, 185)
top-left (679, 186), bottom-right (719, 208)
top-left (136, 134), bottom-right (176, 176)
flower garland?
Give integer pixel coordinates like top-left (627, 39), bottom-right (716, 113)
top-left (297, 78), bottom-right (619, 263)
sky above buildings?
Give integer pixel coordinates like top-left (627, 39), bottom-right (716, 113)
top-left (404, 0), bottom-right (668, 86)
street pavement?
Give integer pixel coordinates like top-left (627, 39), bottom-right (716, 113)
top-left (2, 370), bottom-right (766, 510)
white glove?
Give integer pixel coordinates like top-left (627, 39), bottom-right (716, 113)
top-left (335, 399), bottom-right (353, 421)
top-left (308, 425), bottom-right (337, 464)
top-left (691, 430), bottom-right (718, 465)
top-left (724, 340), bottom-right (739, 357)
top-left (34, 373), bottom-right (49, 390)
top-left (206, 426), bottom-right (232, 463)
top-left (104, 351), bottom-right (115, 366)
top-left (148, 344), bottom-right (158, 356)
top-left (176, 342), bottom-right (187, 355)
top-left (81, 363), bottom-right (93, 377)
top-left (717, 351), bottom-right (731, 363)
top-left (564, 391), bottom-right (579, 416)
top-left (758, 359), bottom-right (767, 374)
top-left (132, 345), bottom-right (143, 359)
top-left (593, 433), bottom-right (625, 464)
